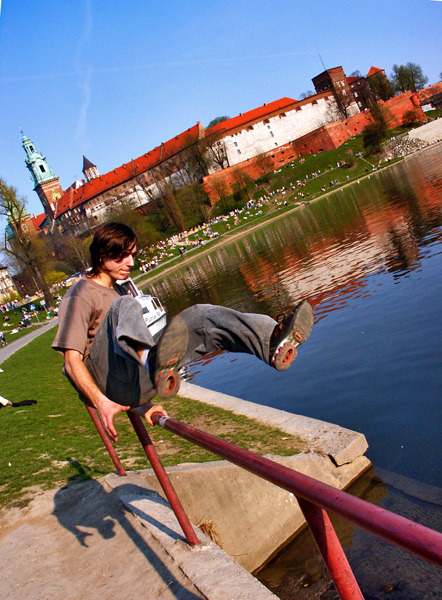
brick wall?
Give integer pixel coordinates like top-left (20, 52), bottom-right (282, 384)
top-left (416, 82), bottom-right (442, 105)
top-left (201, 92), bottom-right (427, 204)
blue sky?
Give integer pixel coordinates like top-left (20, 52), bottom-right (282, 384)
top-left (1, 0), bottom-right (441, 218)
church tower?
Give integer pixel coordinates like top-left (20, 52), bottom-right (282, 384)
top-left (82, 155), bottom-right (99, 181)
top-left (22, 133), bottom-right (64, 220)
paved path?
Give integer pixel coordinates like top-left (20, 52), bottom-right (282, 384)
top-left (0, 317), bottom-right (58, 365)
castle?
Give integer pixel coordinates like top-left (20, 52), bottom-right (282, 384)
top-left (22, 66), bottom-right (432, 238)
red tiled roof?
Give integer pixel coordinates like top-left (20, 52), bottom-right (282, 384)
top-left (366, 66), bottom-right (384, 78)
top-left (416, 82), bottom-right (442, 102)
top-left (205, 97), bottom-right (298, 135)
top-left (55, 124), bottom-right (201, 217)
top-left (347, 76), bottom-right (363, 84)
top-left (29, 213), bottom-right (47, 230)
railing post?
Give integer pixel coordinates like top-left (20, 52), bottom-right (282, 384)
top-left (127, 411), bottom-right (200, 547)
top-left (297, 497), bottom-right (364, 600)
top-left (85, 405), bottom-right (127, 476)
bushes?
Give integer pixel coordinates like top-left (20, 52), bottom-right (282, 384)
top-left (363, 122), bottom-right (388, 154)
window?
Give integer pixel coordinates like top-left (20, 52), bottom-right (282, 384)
top-left (237, 149), bottom-right (241, 154)
top-left (234, 142), bottom-right (238, 147)
top-left (39, 165), bottom-right (46, 173)
top-left (29, 146), bottom-right (34, 152)
top-left (270, 131), bottom-right (274, 137)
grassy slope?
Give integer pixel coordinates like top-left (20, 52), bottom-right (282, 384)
top-left (0, 329), bottom-right (303, 508)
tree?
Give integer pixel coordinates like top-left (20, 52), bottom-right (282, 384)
top-left (362, 122), bottom-right (387, 154)
top-left (402, 109), bottom-right (422, 125)
top-left (323, 92), bottom-right (354, 123)
top-left (183, 133), bottom-right (212, 178)
top-left (209, 178), bottom-right (231, 213)
top-left (203, 132), bottom-right (229, 170)
top-left (254, 151), bottom-right (274, 181)
top-left (231, 169), bottom-right (254, 202)
top-left (390, 63), bottom-right (428, 94)
top-left (368, 71), bottom-right (394, 101)
top-left (46, 270), bottom-right (68, 286)
top-left (176, 182), bottom-right (211, 227)
top-left (0, 178), bottom-right (54, 308)
top-left (350, 70), bottom-right (363, 78)
top-left (332, 87), bottom-right (357, 119)
top-left (299, 90), bottom-right (314, 100)
top-left (370, 101), bottom-right (392, 129)
top-left (207, 116), bottom-right (230, 128)
top-left (149, 171), bottom-right (185, 233)
top-left (63, 234), bottom-right (92, 272)
top-left (133, 159), bottom-right (186, 234)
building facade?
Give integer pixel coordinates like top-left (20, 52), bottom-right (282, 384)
top-left (22, 65), bottom-right (430, 234)
top-left (22, 135), bottom-right (64, 221)
top-left (205, 92), bottom-right (350, 170)
top-left (0, 264), bottom-right (18, 301)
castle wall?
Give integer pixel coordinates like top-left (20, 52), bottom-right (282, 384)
top-left (203, 92), bottom-right (427, 204)
top-left (222, 95), bottom-right (343, 168)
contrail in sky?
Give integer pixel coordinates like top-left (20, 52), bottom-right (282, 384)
top-left (74, 0), bottom-right (93, 149)
top-left (0, 49), bottom-right (363, 84)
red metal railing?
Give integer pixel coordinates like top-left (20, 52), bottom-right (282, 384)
top-left (151, 412), bottom-right (442, 599)
top-left (86, 405), bottom-right (442, 600)
top-left (128, 411), bottom-right (200, 546)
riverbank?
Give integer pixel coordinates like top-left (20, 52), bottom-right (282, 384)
top-left (0, 383), bottom-right (371, 600)
top-left (134, 130), bottom-right (442, 290)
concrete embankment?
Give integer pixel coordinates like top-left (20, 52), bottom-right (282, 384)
top-left (408, 118), bottom-right (442, 143)
top-left (105, 382), bottom-right (371, 599)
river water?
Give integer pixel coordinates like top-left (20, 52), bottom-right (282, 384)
top-left (143, 144), bottom-right (442, 598)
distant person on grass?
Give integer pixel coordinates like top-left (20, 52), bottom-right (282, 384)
top-left (52, 223), bottom-right (314, 442)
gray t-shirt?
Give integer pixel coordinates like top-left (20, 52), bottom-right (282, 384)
top-left (52, 277), bottom-right (123, 358)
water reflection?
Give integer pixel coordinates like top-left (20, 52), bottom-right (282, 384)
top-left (146, 145), bottom-right (442, 322)
top-left (142, 144), bottom-right (442, 599)
top-left (142, 144), bottom-right (442, 488)
top-left (257, 468), bottom-right (442, 599)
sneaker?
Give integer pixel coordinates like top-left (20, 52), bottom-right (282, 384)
top-left (152, 315), bottom-right (189, 398)
top-left (269, 300), bottom-right (314, 371)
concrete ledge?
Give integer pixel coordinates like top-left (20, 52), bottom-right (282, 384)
top-left (104, 386), bottom-right (371, 594)
top-left (106, 472), bottom-right (279, 600)
top-left (134, 453), bottom-right (370, 572)
top-left (179, 382), bottom-right (368, 466)
top-left (112, 385), bottom-right (371, 573)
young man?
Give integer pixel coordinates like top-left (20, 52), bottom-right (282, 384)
top-left (53, 222), bottom-right (314, 443)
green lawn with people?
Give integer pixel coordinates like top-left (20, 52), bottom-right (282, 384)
top-left (0, 328), bottom-right (304, 509)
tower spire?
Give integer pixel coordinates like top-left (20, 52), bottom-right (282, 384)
top-left (82, 155), bottom-right (99, 181)
top-left (22, 133), bottom-right (63, 220)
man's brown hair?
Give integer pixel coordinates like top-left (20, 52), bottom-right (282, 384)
top-left (88, 222), bottom-right (137, 277)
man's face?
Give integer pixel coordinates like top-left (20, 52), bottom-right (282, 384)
top-left (100, 244), bottom-right (137, 282)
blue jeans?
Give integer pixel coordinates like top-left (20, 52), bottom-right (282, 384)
top-left (85, 296), bottom-right (276, 407)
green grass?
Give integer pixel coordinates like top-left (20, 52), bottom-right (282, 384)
top-left (0, 304), bottom-right (54, 345)
top-left (0, 328), bottom-right (304, 508)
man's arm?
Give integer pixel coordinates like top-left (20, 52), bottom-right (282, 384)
top-left (64, 350), bottom-right (167, 441)
top-left (64, 349), bottom-right (131, 442)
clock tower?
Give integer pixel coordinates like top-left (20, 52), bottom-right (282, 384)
top-left (22, 133), bottom-right (64, 220)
